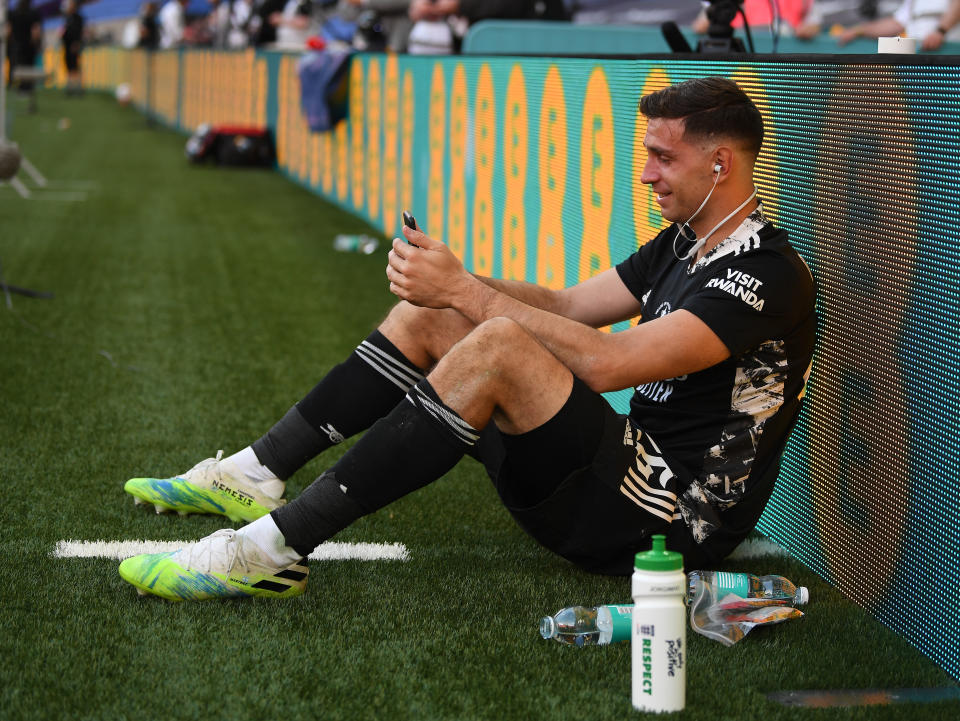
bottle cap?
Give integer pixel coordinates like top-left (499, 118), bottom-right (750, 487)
top-left (796, 586), bottom-right (810, 605)
top-left (634, 534), bottom-right (683, 571)
top-left (539, 616), bottom-right (556, 639)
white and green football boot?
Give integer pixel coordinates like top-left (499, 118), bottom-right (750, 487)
top-left (118, 529), bottom-right (308, 601)
top-left (124, 451), bottom-right (284, 523)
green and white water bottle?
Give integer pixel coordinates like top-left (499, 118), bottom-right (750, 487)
top-left (632, 534), bottom-right (685, 713)
top-left (686, 571), bottom-right (809, 605)
top-left (539, 604), bottom-right (633, 646)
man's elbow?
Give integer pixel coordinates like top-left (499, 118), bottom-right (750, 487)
top-left (578, 356), bottom-right (634, 395)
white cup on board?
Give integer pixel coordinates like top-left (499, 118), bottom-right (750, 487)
top-left (878, 36), bottom-right (917, 53)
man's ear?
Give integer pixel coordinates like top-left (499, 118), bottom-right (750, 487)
top-left (713, 146), bottom-right (734, 178)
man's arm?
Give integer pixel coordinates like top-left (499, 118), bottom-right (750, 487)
top-left (837, 16), bottom-right (905, 45)
top-left (922, 0), bottom-right (960, 49)
top-left (475, 268), bottom-right (645, 328)
top-left (387, 230), bottom-right (730, 392)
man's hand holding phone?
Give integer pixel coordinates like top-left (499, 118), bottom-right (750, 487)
top-left (388, 210), bottom-right (473, 310)
top-left (400, 210), bottom-right (422, 247)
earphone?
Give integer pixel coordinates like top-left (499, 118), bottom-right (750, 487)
top-left (672, 160), bottom-right (755, 262)
top-left (672, 164), bottom-right (723, 260)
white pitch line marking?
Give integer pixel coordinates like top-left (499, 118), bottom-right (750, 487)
top-left (52, 539), bottom-right (409, 562)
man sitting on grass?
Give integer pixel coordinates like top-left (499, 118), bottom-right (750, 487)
top-left (119, 76), bottom-right (816, 601)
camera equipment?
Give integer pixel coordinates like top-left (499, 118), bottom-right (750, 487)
top-left (661, 0), bottom-right (754, 55)
top-left (661, 21), bottom-right (694, 53)
top-left (697, 0), bottom-right (749, 53)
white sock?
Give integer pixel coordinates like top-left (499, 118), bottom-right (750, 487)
top-left (225, 446), bottom-right (281, 483)
top-left (220, 446), bottom-right (285, 501)
top-left (237, 514), bottom-right (304, 567)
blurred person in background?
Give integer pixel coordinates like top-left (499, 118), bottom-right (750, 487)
top-left (787, 0), bottom-right (902, 39)
top-left (337, 0), bottom-right (413, 52)
top-left (837, 0), bottom-right (960, 46)
top-left (692, 0), bottom-right (813, 36)
top-left (206, 0), bottom-right (232, 47)
top-left (61, 0), bottom-right (84, 95)
top-left (407, 0), bottom-right (568, 53)
top-left (227, 0), bottom-right (256, 47)
top-left (407, 0), bottom-right (568, 20)
top-left (6, 0), bottom-right (42, 90)
top-left (250, 0), bottom-right (292, 46)
top-left (923, 0), bottom-right (960, 47)
top-left (568, 0), bottom-right (700, 27)
top-left (138, 1), bottom-right (161, 48)
top-left (271, 0), bottom-right (316, 48)
top-left (159, 0), bottom-right (189, 47)
top-left (691, 0), bottom-right (902, 40)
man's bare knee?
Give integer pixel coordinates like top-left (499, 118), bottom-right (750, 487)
top-left (379, 302), bottom-right (475, 370)
top-left (464, 316), bottom-right (535, 365)
top-left (460, 317), bottom-right (570, 383)
top-left (440, 317), bottom-right (572, 433)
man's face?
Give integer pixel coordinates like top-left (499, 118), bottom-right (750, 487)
top-left (640, 117), bottom-right (716, 224)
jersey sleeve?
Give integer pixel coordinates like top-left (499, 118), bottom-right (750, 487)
top-left (615, 228), bottom-right (670, 303)
top-left (681, 249), bottom-right (812, 356)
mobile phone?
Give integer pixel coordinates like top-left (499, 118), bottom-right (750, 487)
top-left (401, 211), bottom-right (419, 246)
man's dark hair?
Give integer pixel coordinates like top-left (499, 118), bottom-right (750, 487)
top-left (639, 77), bottom-right (764, 157)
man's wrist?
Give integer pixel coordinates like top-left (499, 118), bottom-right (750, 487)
top-left (456, 274), bottom-right (497, 322)
top-left (936, 25), bottom-right (950, 35)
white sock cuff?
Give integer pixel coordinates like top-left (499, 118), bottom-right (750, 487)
top-left (238, 513), bottom-right (303, 567)
top-left (225, 446), bottom-right (282, 485)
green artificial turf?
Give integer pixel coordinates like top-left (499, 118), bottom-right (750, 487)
top-left (1, 90), bottom-right (957, 721)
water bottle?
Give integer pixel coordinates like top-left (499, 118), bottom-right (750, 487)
top-left (632, 534), bottom-right (685, 713)
top-left (333, 234), bottom-right (379, 255)
top-left (539, 604), bottom-right (633, 647)
top-left (686, 571), bottom-right (809, 606)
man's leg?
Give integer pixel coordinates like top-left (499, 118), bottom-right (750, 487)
top-left (123, 303), bottom-right (476, 522)
top-left (261, 316), bottom-right (575, 557)
top-left (118, 318), bottom-right (577, 600)
top-left (252, 302), bottom-right (476, 479)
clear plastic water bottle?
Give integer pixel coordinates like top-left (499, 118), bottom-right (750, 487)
top-left (333, 234), bottom-right (379, 254)
top-left (686, 571), bottom-right (809, 606)
top-left (632, 534), bottom-right (685, 713)
top-left (539, 604), bottom-right (633, 647)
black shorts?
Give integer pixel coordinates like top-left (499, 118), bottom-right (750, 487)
top-left (474, 377), bottom-right (703, 576)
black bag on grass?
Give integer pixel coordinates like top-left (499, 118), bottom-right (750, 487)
top-left (185, 125), bottom-right (275, 167)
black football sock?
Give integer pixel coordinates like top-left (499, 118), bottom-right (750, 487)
top-left (271, 379), bottom-right (479, 556)
top-left (252, 330), bottom-right (424, 480)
